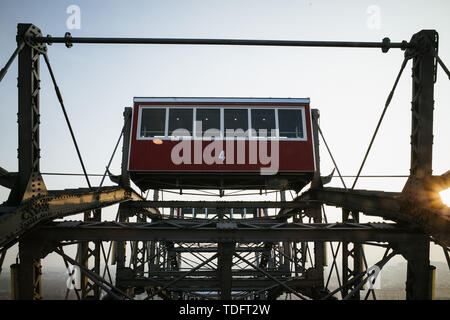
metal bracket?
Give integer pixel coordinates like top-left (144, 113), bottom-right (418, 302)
top-left (64, 32), bottom-right (73, 48)
top-left (22, 172), bottom-right (47, 201)
top-left (405, 30), bottom-right (438, 82)
top-left (19, 24), bottom-right (47, 54)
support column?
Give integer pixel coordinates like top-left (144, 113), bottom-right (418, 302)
top-left (114, 204), bottom-right (133, 296)
top-left (12, 24), bottom-right (46, 300)
top-left (8, 24), bottom-right (47, 205)
top-left (405, 238), bottom-right (433, 300)
top-left (408, 30), bottom-right (437, 179)
top-left (218, 242), bottom-right (235, 300)
top-left (309, 109), bottom-right (325, 292)
top-left (341, 209), bottom-right (363, 300)
top-left (114, 108), bottom-right (133, 294)
top-left (77, 209), bottom-right (102, 299)
top-left (401, 29), bottom-right (438, 300)
top-left (17, 240), bottom-right (42, 299)
top-left (120, 107), bottom-right (132, 188)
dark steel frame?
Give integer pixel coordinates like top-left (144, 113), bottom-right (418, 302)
top-left (0, 24), bottom-right (446, 300)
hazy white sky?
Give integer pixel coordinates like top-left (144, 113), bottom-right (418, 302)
top-left (0, 1), bottom-right (449, 269)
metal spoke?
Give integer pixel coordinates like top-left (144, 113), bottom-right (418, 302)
top-left (234, 252), bottom-right (309, 300)
top-left (55, 248), bottom-right (132, 300)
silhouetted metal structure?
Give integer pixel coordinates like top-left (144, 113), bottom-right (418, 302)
top-left (0, 24), bottom-right (449, 300)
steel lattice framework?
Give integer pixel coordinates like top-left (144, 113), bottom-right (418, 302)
top-left (0, 24), bottom-right (449, 300)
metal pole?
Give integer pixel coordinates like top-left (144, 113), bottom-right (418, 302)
top-left (13, 23), bottom-right (45, 300)
top-left (120, 108), bottom-right (132, 188)
top-left (17, 240), bottom-right (42, 299)
top-left (402, 29), bottom-right (438, 300)
top-left (8, 24), bottom-right (46, 204)
top-left (30, 35), bottom-right (409, 50)
top-left (309, 109), bottom-right (326, 296)
top-left (218, 242), bottom-right (235, 299)
top-left (341, 209), bottom-right (363, 300)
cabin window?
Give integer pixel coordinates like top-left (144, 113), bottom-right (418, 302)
top-left (251, 109), bottom-right (276, 137)
top-left (224, 109), bottom-right (249, 137)
top-left (140, 108), bottom-right (166, 138)
top-left (179, 208), bottom-right (193, 216)
top-left (196, 108), bottom-right (221, 137)
top-left (232, 208), bottom-right (245, 218)
top-left (278, 109), bottom-right (304, 138)
top-left (168, 108), bottom-right (193, 136)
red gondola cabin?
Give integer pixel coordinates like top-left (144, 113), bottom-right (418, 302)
top-left (129, 98), bottom-right (316, 191)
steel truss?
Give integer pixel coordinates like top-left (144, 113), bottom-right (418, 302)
top-left (0, 24), bottom-right (448, 300)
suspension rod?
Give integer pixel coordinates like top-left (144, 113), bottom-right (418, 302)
top-left (29, 35), bottom-right (409, 50)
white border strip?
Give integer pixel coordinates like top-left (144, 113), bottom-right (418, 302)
top-left (133, 97), bottom-right (310, 104)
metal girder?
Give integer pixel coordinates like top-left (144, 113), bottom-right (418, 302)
top-left (28, 34), bottom-right (410, 50)
top-left (0, 186), bottom-right (146, 250)
top-left (217, 242), bottom-right (235, 299)
top-left (170, 246), bottom-right (268, 253)
top-left (341, 209), bottom-right (363, 300)
top-left (55, 247), bottom-right (132, 300)
top-left (15, 239), bottom-right (43, 300)
top-left (114, 204), bottom-right (129, 293)
top-left (300, 185), bottom-right (449, 247)
top-left (408, 30), bottom-right (437, 179)
top-left (7, 24), bottom-right (47, 206)
top-left (124, 269), bottom-right (291, 277)
top-left (398, 31), bottom-right (450, 248)
top-left (119, 108), bottom-right (132, 188)
top-left (299, 187), bottom-right (401, 221)
top-left (4, 24), bottom-right (446, 301)
top-left (30, 220), bottom-right (423, 243)
top-left (128, 200), bottom-right (316, 209)
top-left (400, 30), bottom-right (438, 301)
top-left (77, 209), bottom-right (102, 299)
top-left (117, 277), bottom-right (321, 293)
top-left (0, 167), bottom-right (17, 189)
top-left (130, 212), bottom-right (150, 277)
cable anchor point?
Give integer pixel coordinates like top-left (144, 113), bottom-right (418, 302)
top-left (64, 32), bottom-right (73, 48)
top-left (381, 37), bottom-right (390, 53)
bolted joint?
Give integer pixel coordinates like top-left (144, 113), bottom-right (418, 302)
top-left (405, 30), bottom-right (438, 60)
top-left (64, 32), bottom-right (73, 48)
top-left (18, 24), bottom-right (47, 54)
top-left (381, 37), bottom-right (390, 53)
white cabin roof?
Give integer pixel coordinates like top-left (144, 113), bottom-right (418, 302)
top-left (133, 97), bottom-right (310, 104)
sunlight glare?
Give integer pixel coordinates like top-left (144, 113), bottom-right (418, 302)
top-left (439, 188), bottom-right (450, 207)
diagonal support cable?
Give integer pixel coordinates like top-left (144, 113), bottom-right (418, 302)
top-left (0, 249), bottom-right (6, 276)
top-left (313, 117), bottom-right (347, 189)
top-left (58, 247), bottom-right (81, 300)
top-left (433, 49), bottom-right (450, 80)
top-left (322, 248), bottom-right (396, 300)
top-left (443, 246), bottom-right (450, 271)
top-left (0, 41), bottom-right (25, 82)
top-left (55, 247), bottom-right (132, 300)
top-left (234, 252), bottom-right (310, 300)
top-left (343, 248), bottom-right (395, 300)
top-left (98, 125), bottom-right (124, 189)
top-left (43, 53), bottom-right (92, 189)
top-left (145, 253), bottom-right (219, 300)
top-left (352, 57), bottom-right (409, 189)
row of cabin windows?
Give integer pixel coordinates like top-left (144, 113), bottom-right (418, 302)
top-left (139, 107), bottom-right (305, 139)
top-left (176, 207), bottom-right (257, 217)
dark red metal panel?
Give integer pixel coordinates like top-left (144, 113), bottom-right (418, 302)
top-left (129, 99), bottom-right (315, 173)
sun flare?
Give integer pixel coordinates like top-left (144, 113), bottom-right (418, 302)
top-left (439, 188), bottom-right (450, 207)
